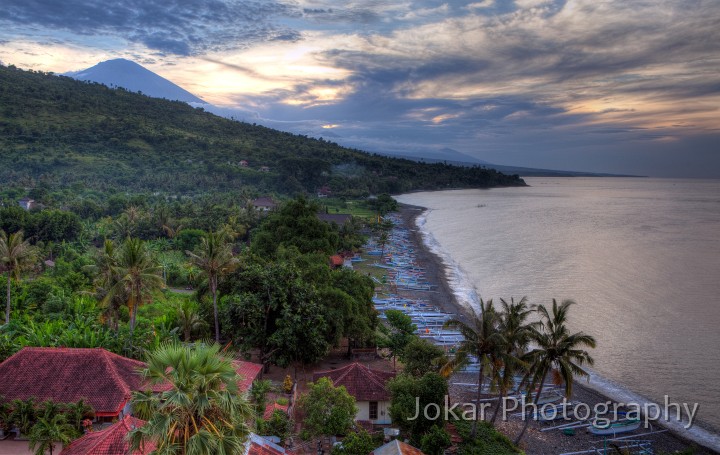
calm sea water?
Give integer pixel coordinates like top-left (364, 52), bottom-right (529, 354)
top-left (397, 178), bottom-right (720, 449)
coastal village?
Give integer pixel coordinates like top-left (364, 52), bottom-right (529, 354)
top-left (0, 197), bottom-right (710, 455)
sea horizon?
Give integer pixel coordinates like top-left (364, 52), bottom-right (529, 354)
top-left (398, 177), bottom-right (720, 451)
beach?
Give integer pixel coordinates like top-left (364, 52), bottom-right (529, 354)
top-left (396, 202), bottom-right (718, 455)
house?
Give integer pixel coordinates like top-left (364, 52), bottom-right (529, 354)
top-left (317, 213), bottom-right (352, 225)
top-left (240, 160), bottom-right (249, 167)
top-left (235, 360), bottom-right (263, 393)
top-left (17, 198), bottom-right (35, 210)
top-left (263, 402), bottom-right (289, 420)
top-left (329, 255), bottom-right (344, 268)
top-left (0, 347), bottom-right (156, 423)
top-left (317, 185), bottom-right (331, 198)
top-left (259, 166), bottom-right (271, 172)
top-left (371, 439), bottom-right (426, 455)
top-left (313, 363), bottom-right (395, 425)
top-left (244, 433), bottom-right (295, 455)
top-left (252, 197), bottom-right (277, 212)
top-left (60, 415), bottom-right (155, 455)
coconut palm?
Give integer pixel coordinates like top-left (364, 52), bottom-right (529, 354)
top-left (186, 231), bottom-right (238, 342)
top-left (87, 239), bottom-right (124, 331)
top-left (490, 297), bottom-right (538, 423)
top-left (129, 342), bottom-right (254, 455)
top-left (175, 299), bottom-right (207, 342)
top-left (440, 299), bottom-right (504, 438)
top-left (28, 413), bottom-right (76, 455)
top-left (514, 299), bottom-right (596, 444)
top-left (0, 230), bottom-right (37, 324)
top-left (105, 238), bottom-right (164, 339)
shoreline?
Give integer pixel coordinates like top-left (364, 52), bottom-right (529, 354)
top-left (396, 202), bottom-right (719, 455)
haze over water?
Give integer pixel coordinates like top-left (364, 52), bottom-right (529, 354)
top-left (398, 178), bottom-right (720, 442)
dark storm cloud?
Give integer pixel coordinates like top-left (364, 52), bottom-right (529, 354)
top-left (0, 0), bottom-right (301, 55)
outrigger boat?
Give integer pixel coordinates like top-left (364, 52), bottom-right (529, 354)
top-left (588, 416), bottom-right (642, 435)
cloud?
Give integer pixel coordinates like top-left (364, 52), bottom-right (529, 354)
top-left (0, 0), bottom-right (300, 55)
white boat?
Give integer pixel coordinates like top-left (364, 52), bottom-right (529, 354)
top-left (588, 417), bottom-right (642, 435)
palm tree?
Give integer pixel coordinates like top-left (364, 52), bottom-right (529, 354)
top-left (129, 342), bottom-right (254, 455)
top-left (87, 239), bottom-right (124, 331)
top-left (514, 299), bottom-right (596, 444)
top-left (186, 231), bottom-right (238, 342)
top-left (0, 230), bottom-right (37, 324)
top-left (175, 299), bottom-right (207, 341)
top-left (106, 238), bottom-right (164, 339)
top-left (440, 299), bottom-right (504, 438)
top-left (28, 413), bottom-right (76, 455)
top-left (490, 297), bottom-right (538, 423)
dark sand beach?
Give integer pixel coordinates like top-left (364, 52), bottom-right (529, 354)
top-left (397, 203), bottom-right (718, 455)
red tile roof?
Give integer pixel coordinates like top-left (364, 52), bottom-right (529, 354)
top-left (60, 415), bottom-right (155, 455)
top-left (263, 402), bottom-right (289, 420)
top-left (312, 362), bottom-right (395, 402)
top-left (245, 433), bottom-right (295, 455)
top-left (235, 360), bottom-right (263, 393)
top-left (371, 440), bottom-right (426, 455)
top-left (0, 348), bottom-right (149, 417)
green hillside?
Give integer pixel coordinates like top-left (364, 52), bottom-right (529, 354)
top-left (0, 64), bottom-right (524, 200)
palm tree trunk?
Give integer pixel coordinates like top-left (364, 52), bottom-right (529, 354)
top-left (471, 364), bottom-right (485, 439)
top-left (212, 278), bottom-right (220, 343)
top-left (491, 383), bottom-right (507, 424)
top-left (514, 369), bottom-right (549, 445)
top-left (5, 273), bottom-right (11, 325)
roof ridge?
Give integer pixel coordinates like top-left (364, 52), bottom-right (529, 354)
top-left (99, 349), bottom-right (133, 398)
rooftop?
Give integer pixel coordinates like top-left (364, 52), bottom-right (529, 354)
top-left (312, 362), bottom-right (395, 402)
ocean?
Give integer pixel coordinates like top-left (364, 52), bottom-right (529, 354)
top-left (397, 177), bottom-right (720, 450)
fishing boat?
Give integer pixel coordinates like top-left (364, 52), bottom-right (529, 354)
top-left (588, 416), bottom-right (642, 435)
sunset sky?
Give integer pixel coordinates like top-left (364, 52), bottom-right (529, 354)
top-left (1, 0), bottom-right (719, 176)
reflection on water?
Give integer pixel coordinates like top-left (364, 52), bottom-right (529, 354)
top-left (398, 178), bottom-right (720, 437)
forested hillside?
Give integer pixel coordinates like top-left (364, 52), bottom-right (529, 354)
top-left (0, 64), bottom-right (524, 202)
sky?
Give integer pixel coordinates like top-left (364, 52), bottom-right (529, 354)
top-left (1, 0), bottom-right (719, 177)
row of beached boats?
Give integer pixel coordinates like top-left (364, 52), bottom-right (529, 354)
top-left (365, 215), bottom-right (654, 453)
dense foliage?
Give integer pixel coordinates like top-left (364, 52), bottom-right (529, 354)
top-left (0, 64), bottom-right (524, 205)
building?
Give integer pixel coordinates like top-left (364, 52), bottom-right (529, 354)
top-left (252, 197), bottom-right (277, 212)
top-left (235, 360), bottom-right (263, 393)
top-left (244, 433), bottom-right (295, 455)
top-left (259, 166), bottom-right (271, 172)
top-left (370, 439), bottom-right (426, 455)
top-left (60, 415), bottom-right (154, 455)
top-left (313, 363), bottom-right (395, 425)
top-left (317, 186), bottom-right (331, 198)
top-left (0, 347), bottom-right (156, 423)
top-left (17, 198), bottom-right (35, 210)
top-left (240, 160), bottom-right (249, 167)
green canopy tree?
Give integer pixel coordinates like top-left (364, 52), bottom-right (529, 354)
top-left (129, 342), bottom-right (254, 454)
top-left (0, 230), bottom-right (37, 324)
top-left (400, 337), bottom-right (447, 377)
top-left (299, 377), bottom-right (357, 437)
top-left (378, 309), bottom-right (417, 370)
top-left (388, 372), bottom-right (448, 445)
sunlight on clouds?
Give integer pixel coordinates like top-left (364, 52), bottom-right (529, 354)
top-left (322, 124), bottom-right (340, 128)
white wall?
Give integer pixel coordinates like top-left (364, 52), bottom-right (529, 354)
top-left (355, 400), bottom-right (392, 425)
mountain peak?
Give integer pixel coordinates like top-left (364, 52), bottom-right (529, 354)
top-left (66, 59), bottom-right (204, 104)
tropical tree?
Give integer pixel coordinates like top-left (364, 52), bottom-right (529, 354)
top-left (491, 297), bottom-right (537, 423)
top-left (514, 299), bottom-right (596, 444)
top-left (174, 299), bottom-right (206, 342)
top-left (440, 299), bottom-right (504, 438)
top-left (187, 231), bottom-right (238, 342)
top-left (298, 377), bottom-right (357, 437)
top-left (87, 239), bottom-right (124, 331)
top-left (129, 342), bottom-right (254, 454)
top-left (105, 238), bottom-right (163, 339)
top-left (0, 230), bottom-right (37, 324)
top-left (378, 309), bottom-right (417, 370)
top-left (28, 414), bottom-right (76, 455)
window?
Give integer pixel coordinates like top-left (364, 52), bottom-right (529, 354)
top-left (369, 401), bottom-right (378, 420)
